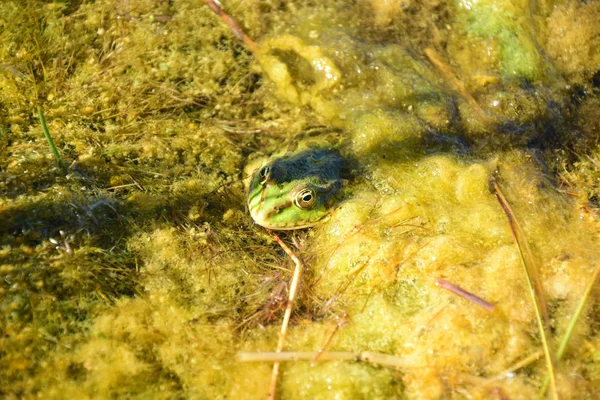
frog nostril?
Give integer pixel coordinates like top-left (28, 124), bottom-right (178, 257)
top-left (259, 166), bottom-right (270, 178)
top-left (259, 166), bottom-right (271, 184)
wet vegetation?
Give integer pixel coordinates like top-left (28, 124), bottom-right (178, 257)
top-left (1, 0), bottom-right (599, 398)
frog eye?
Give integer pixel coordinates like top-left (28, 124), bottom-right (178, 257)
top-left (295, 188), bottom-right (316, 209)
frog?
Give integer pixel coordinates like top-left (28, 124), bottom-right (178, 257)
top-left (247, 148), bottom-right (344, 230)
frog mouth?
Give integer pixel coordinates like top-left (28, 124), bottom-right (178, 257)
top-left (249, 208), bottom-right (322, 230)
top-left (249, 196), bottom-right (325, 230)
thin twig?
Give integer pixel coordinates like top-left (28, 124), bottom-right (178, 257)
top-left (435, 277), bottom-right (496, 312)
top-left (485, 351), bottom-right (543, 384)
top-left (266, 229), bottom-right (304, 400)
top-left (204, 0), bottom-right (258, 53)
top-left (238, 351), bottom-right (410, 368)
top-left (320, 259), bottom-right (369, 314)
top-left (491, 176), bottom-right (557, 400)
top-left (424, 47), bottom-right (493, 126)
top-left (312, 314), bottom-right (349, 366)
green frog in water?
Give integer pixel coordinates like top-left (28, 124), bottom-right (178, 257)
top-left (247, 148), bottom-right (344, 230)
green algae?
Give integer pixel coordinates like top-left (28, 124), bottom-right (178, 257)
top-left (1, 1), bottom-right (600, 399)
top-left (454, 0), bottom-right (545, 81)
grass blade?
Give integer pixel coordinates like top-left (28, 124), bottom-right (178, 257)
top-left (491, 176), bottom-right (557, 400)
top-left (38, 108), bottom-right (67, 174)
top-left (539, 263), bottom-right (600, 397)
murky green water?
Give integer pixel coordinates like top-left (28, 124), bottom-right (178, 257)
top-left (1, 1), bottom-right (599, 399)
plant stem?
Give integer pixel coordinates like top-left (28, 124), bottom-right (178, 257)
top-left (38, 108), bottom-right (67, 174)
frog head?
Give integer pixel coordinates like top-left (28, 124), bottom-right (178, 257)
top-left (247, 149), bottom-right (343, 230)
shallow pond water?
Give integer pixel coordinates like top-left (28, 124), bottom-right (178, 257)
top-left (1, 1), bottom-right (599, 399)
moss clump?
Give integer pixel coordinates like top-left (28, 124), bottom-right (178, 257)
top-left (255, 1), bottom-right (578, 144)
top-left (258, 29), bottom-right (453, 132)
top-left (545, 2), bottom-right (600, 85)
top-left (1, 1), bottom-right (599, 399)
top-left (307, 151), bottom-right (599, 397)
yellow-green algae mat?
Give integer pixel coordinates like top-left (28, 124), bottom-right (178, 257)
top-left (1, 0), bottom-right (600, 399)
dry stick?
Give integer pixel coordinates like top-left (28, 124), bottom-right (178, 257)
top-left (491, 177), bottom-right (558, 400)
top-left (485, 351), bottom-right (543, 384)
top-left (424, 47), bottom-right (493, 126)
top-left (203, 0), bottom-right (258, 53)
top-left (266, 229), bottom-right (304, 400)
top-left (435, 277), bottom-right (496, 312)
top-left (312, 314), bottom-right (348, 366)
top-left (321, 259), bottom-right (369, 313)
top-left (238, 351), bottom-right (410, 369)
